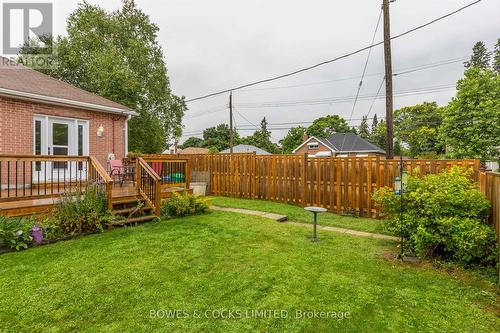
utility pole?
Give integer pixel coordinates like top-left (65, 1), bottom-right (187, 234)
top-left (229, 91), bottom-right (234, 153)
top-left (383, 0), bottom-right (394, 159)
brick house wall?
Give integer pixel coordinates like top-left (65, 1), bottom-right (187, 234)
top-left (294, 138), bottom-right (385, 157)
top-left (0, 96), bottom-right (127, 166)
top-left (294, 142), bottom-right (333, 155)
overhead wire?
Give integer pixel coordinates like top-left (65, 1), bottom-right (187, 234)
top-left (340, 8), bottom-right (382, 151)
top-left (185, 0), bottom-right (481, 102)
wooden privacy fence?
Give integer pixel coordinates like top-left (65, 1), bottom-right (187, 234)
top-left (479, 172), bottom-right (500, 235)
top-left (142, 153), bottom-right (481, 218)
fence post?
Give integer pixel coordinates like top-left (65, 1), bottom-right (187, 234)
top-left (301, 153), bottom-right (308, 206)
top-left (251, 152), bottom-right (257, 199)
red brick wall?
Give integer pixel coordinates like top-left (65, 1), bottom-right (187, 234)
top-left (0, 96), bottom-right (127, 166)
top-left (294, 140), bottom-right (384, 157)
top-left (294, 142), bottom-right (333, 155)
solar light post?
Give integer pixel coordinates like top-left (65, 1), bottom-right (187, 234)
top-left (304, 206), bottom-right (327, 242)
top-left (395, 155), bottom-right (407, 256)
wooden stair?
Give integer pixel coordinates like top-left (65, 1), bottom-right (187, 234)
top-left (110, 196), bottom-right (158, 227)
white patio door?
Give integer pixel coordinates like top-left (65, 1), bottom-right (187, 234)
top-left (33, 115), bottom-right (89, 182)
top-left (49, 118), bottom-right (73, 179)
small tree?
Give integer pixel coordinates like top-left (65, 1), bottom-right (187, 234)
top-left (280, 126), bottom-right (306, 154)
top-left (241, 118), bottom-right (278, 153)
top-left (369, 120), bottom-right (387, 150)
top-left (358, 115), bottom-right (370, 139)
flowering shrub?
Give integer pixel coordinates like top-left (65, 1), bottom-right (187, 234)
top-left (53, 185), bottom-right (113, 235)
top-left (373, 167), bottom-right (497, 265)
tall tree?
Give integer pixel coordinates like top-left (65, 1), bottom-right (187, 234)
top-left (306, 115), bottom-right (353, 138)
top-left (370, 120), bottom-right (387, 151)
top-left (202, 124), bottom-right (239, 152)
top-left (18, 0), bottom-right (185, 153)
top-left (241, 118), bottom-right (278, 153)
top-left (371, 114), bottom-right (379, 136)
top-left (181, 137), bottom-right (204, 149)
top-left (280, 127), bottom-right (307, 154)
top-left (394, 102), bottom-right (444, 158)
top-left (464, 41), bottom-right (491, 69)
top-left (493, 39), bottom-right (500, 73)
top-left (440, 67), bottom-right (500, 161)
top-left (358, 115), bottom-right (370, 139)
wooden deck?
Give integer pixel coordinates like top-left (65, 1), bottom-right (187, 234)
top-left (0, 182), bottom-right (191, 217)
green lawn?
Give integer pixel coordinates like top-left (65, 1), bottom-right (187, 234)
top-left (0, 210), bottom-right (498, 332)
top-left (210, 196), bottom-right (389, 234)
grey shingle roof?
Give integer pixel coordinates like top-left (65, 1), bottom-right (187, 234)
top-left (220, 144), bottom-right (271, 155)
top-left (321, 133), bottom-right (385, 153)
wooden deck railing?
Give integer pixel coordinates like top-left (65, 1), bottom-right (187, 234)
top-left (0, 154), bottom-right (113, 209)
top-left (136, 157), bottom-right (161, 215)
top-left (140, 156), bottom-right (190, 190)
top-left (88, 156), bottom-right (113, 210)
top-left (0, 154), bottom-right (90, 201)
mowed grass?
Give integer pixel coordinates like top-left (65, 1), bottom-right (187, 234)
top-left (0, 210), bottom-right (498, 332)
top-left (210, 196), bottom-right (388, 234)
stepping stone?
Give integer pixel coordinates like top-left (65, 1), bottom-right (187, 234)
top-left (209, 206), bottom-right (288, 222)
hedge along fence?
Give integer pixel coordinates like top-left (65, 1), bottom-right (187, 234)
top-left (142, 153), bottom-right (481, 219)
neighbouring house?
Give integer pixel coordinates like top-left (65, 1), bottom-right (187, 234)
top-left (178, 147), bottom-right (210, 155)
top-left (220, 144), bottom-right (271, 155)
top-left (163, 143), bottom-right (179, 154)
top-left (0, 57), bottom-right (136, 168)
top-left (293, 133), bottom-right (385, 157)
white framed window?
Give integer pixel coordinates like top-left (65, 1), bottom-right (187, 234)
top-left (308, 142), bottom-right (319, 150)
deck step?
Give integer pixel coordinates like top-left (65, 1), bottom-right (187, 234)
top-left (112, 198), bottom-right (144, 206)
top-left (110, 215), bottom-right (158, 226)
top-left (113, 206), bottom-right (152, 215)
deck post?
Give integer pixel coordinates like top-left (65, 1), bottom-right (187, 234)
top-left (185, 159), bottom-right (190, 191)
top-left (106, 182), bottom-right (113, 211)
top-left (135, 159), bottom-right (141, 195)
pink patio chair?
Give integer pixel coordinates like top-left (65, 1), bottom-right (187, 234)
top-left (109, 159), bottom-right (135, 187)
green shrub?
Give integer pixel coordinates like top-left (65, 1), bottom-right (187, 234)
top-left (161, 192), bottom-right (211, 217)
top-left (53, 185), bottom-right (113, 235)
top-left (373, 167), bottom-right (496, 265)
top-left (0, 216), bottom-right (35, 250)
top-left (39, 218), bottom-right (65, 241)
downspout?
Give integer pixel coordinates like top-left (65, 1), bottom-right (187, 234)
top-left (112, 111), bottom-right (126, 157)
top-left (125, 115), bottom-right (130, 155)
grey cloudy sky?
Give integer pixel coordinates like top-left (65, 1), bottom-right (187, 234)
top-left (48, 0), bottom-right (500, 142)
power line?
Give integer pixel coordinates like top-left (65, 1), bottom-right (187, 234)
top-left (236, 56), bottom-right (467, 92)
top-left (235, 83), bottom-right (456, 108)
top-left (366, 76), bottom-right (386, 118)
top-left (341, 8), bottom-right (382, 151)
top-left (183, 56), bottom-right (466, 119)
top-left (185, 0), bottom-right (481, 103)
